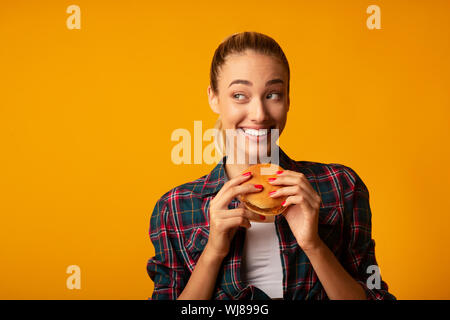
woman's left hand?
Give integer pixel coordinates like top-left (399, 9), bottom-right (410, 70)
top-left (268, 170), bottom-right (323, 252)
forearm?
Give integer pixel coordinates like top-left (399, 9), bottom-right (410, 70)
top-left (303, 240), bottom-right (367, 300)
top-left (177, 245), bottom-right (223, 300)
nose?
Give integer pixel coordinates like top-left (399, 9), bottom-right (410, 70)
top-left (248, 98), bottom-right (269, 123)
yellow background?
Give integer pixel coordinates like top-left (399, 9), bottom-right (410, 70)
top-left (1, 0), bottom-right (449, 299)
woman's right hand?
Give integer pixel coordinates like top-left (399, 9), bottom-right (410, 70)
top-left (205, 172), bottom-right (265, 260)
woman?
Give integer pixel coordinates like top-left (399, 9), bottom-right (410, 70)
top-left (147, 31), bottom-right (395, 300)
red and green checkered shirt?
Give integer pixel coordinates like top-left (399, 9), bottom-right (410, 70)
top-left (147, 148), bottom-right (395, 300)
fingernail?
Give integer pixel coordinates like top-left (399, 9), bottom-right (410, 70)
top-left (281, 200), bottom-right (286, 206)
top-left (254, 184), bottom-right (263, 189)
top-left (242, 172), bottom-right (251, 176)
top-left (259, 215), bottom-right (266, 220)
top-left (276, 171), bottom-right (284, 175)
top-left (269, 190), bottom-right (276, 196)
top-left (268, 178), bottom-right (276, 182)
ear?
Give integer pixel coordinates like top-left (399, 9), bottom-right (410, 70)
top-left (286, 95), bottom-right (290, 113)
top-left (207, 86), bottom-right (220, 114)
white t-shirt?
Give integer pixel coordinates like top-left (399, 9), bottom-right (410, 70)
top-left (241, 220), bottom-right (284, 299)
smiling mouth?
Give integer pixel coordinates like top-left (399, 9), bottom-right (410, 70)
top-left (238, 126), bottom-right (275, 138)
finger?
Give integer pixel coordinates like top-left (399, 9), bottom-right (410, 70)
top-left (269, 174), bottom-right (321, 203)
top-left (213, 208), bottom-right (246, 219)
top-left (235, 208), bottom-right (266, 222)
top-left (269, 184), bottom-right (317, 208)
top-left (296, 174), bottom-right (318, 197)
top-left (236, 202), bottom-right (266, 220)
top-left (222, 171), bottom-right (254, 189)
top-left (212, 172), bottom-right (254, 208)
top-left (213, 172), bottom-right (253, 201)
top-left (220, 216), bottom-right (251, 230)
top-left (216, 208), bottom-right (265, 222)
top-left (267, 175), bottom-right (302, 187)
top-left (282, 194), bottom-right (315, 215)
top-left (213, 183), bottom-right (263, 209)
top-left (274, 169), bottom-right (302, 177)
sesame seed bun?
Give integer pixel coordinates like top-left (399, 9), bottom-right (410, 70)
top-left (238, 163), bottom-right (287, 216)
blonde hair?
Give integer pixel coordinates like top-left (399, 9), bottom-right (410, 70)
top-left (213, 116), bottom-right (225, 158)
top-left (209, 31), bottom-right (290, 157)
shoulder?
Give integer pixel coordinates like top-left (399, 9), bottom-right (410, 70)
top-left (291, 160), bottom-right (369, 202)
top-left (294, 160), bottom-right (365, 186)
top-left (155, 174), bottom-right (208, 210)
top-left (150, 174), bottom-right (210, 232)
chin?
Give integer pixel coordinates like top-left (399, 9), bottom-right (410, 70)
top-left (235, 147), bottom-right (273, 164)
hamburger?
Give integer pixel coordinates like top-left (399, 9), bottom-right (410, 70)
top-left (239, 163), bottom-right (288, 216)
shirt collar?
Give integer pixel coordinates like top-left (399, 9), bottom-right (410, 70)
top-left (200, 146), bottom-right (295, 197)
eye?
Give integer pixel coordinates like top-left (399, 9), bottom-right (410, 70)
top-left (233, 93), bottom-right (246, 100)
top-left (267, 92), bottom-right (282, 99)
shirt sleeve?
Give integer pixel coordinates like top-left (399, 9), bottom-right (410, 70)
top-left (341, 166), bottom-right (396, 300)
top-left (146, 197), bottom-right (186, 300)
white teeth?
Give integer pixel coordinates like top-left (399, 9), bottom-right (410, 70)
top-left (242, 128), bottom-right (269, 136)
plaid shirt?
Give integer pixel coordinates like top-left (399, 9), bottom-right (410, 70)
top-left (147, 148), bottom-right (395, 300)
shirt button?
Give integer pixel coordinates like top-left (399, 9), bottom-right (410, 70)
top-left (200, 239), bottom-right (207, 246)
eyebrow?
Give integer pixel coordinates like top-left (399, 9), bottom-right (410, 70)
top-left (228, 78), bottom-right (284, 88)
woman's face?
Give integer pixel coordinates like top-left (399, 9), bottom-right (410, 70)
top-left (208, 49), bottom-right (290, 164)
